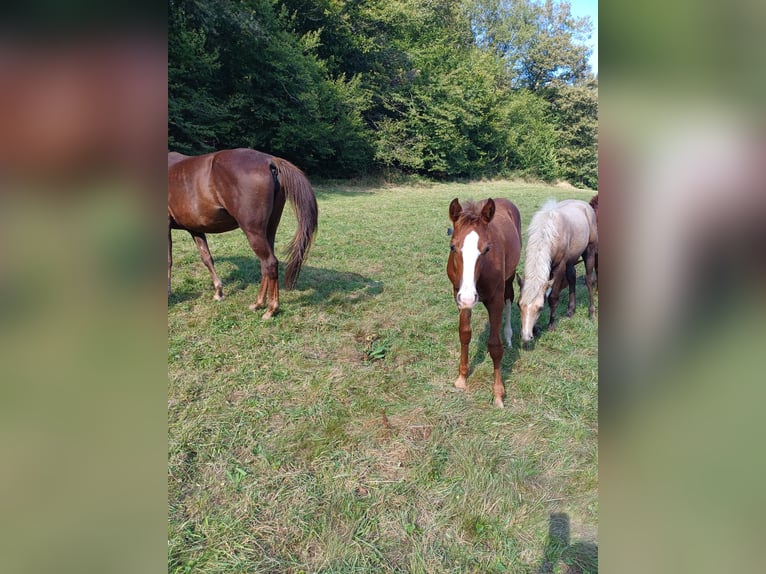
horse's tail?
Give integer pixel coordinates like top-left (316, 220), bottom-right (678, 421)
top-left (271, 157), bottom-right (318, 289)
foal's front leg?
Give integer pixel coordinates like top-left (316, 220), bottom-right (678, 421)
top-left (455, 308), bottom-right (472, 391)
top-left (486, 299), bottom-right (506, 408)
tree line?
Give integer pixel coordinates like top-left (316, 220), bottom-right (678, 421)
top-left (169, 0), bottom-right (597, 188)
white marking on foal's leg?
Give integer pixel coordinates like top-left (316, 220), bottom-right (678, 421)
top-left (503, 299), bottom-right (513, 347)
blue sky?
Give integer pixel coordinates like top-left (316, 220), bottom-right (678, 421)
top-left (568, 0), bottom-right (598, 76)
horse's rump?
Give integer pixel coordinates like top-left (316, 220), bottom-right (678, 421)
top-left (167, 147), bottom-right (317, 314)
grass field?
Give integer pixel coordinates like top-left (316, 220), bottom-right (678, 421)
top-left (168, 180), bottom-right (598, 573)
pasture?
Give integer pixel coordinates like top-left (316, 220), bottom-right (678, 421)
top-left (168, 180), bottom-right (598, 573)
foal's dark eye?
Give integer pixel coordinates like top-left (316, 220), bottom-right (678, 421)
top-left (483, 245), bottom-right (491, 254)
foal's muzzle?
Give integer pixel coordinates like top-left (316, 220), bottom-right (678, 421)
top-left (456, 291), bottom-right (478, 309)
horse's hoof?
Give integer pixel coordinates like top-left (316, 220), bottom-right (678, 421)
top-left (454, 377), bottom-right (467, 391)
top-left (566, 309), bottom-right (574, 317)
top-left (494, 396), bottom-right (505, 408)
top-left (249, 302), bottom-right (265, 311)
top-left (261, 310), bottom-right (275, 320)
top-left (214, 294), bottom-right (224, 301)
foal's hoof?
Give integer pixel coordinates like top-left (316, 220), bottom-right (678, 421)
top-left (565, 309), bottom-right (575, 318)
top-left (494, 396), bottom-right (505, 408)
top-left (261, 310), bottom-right (276, 320)
top-left (249, 302), bottom-right (265, 311)
top-left (214, 293), bottom-right (224, 301)
top-left (454, 376), bottom-right (467, 391)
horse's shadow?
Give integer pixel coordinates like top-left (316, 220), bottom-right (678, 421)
top-left (168, 289), bottom-right (201, 306)
top-left (210, 255), bottom-right (382, 307)
top-left (535, 513), bottom-right (598, 574)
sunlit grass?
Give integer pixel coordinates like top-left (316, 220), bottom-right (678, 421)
top-left (168, 179), bottom-right (598, 573)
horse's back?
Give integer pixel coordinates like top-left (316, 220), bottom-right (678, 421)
top-left (493, 197), bottom-right (521, 240)
top-left (489, 198), bottom-right (523, 272)
top-left (168, 149), bottom-right (277, 233)
top-left (168, 151), bottom-right (189, 168)
top-left (555, 199), bottom-right (598, 253)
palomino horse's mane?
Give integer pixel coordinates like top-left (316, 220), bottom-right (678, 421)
top-left (520, 198), bottom-right (560, 305)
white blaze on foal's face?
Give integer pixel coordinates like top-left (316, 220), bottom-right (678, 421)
top-left (457, 230), bottom-right (481, 308)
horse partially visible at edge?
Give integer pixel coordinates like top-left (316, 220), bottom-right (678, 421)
top-left (590, 193), bottom-right (599, 282)
top-left (447, 198), bottom-right (522, 408)
top-left (517, 199), bottom-right (597, 344)
top-left (168, 148), bottom-right (318, 319)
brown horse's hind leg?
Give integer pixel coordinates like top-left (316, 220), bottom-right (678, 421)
top-left (190, 232), bottom-right (224, 300)
top-left (565, 262), bottom-right (577, 317)
top-left (243, 230), bottom-right (280, 319)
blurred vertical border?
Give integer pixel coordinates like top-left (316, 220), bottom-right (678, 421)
top-left (600, 0), bottom-right (766, 571)
top-left (0, 2), bottom-right (166, 573)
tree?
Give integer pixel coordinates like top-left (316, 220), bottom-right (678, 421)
top-left (549, 79), bottom-right (598, 189)
top-left (468, 0), bottom-right (593, 91)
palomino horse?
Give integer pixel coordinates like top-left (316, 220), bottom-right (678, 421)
top-left (168, 148), bottom-right (318, 319)
top-left (447, 198), bottom-right (522, 408)
top-left (517, 199), bottom-right (597, 344)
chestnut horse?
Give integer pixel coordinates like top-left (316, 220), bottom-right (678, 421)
top-left (168, 148), bottom-right (318, 319)
top-left (517, 199), bottom-right (597, 344)
top-left (447, 198), bottom-right (522, 408)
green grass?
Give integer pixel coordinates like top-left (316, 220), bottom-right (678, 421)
top-left (168, 180), bottom-right (598, 573)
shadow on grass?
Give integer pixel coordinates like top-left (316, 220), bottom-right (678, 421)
top-left (168, 253), bottom-right (382, 310)
top-left (535, 513), bottom-right (598, 574)
top-left (293, 265), bottom-right (383, 305)
top-left (167, 289), bottom-right (203, 306)
top-left (188, 255), bottom-right (383, 306)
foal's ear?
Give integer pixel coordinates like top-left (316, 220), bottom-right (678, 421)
top-left (481, 198), bottom-right (495, 224)
top-left (449, 198), bottom-right (462, 222)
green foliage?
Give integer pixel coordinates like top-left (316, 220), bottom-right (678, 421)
top-left (505, 89), bottom-right (561, 181)
top-left (549, 80), bottom-right (599, 189)
top-left (468, 0), bottom-right (593, 90)
top-left (169, 0), bottom-right (597, 185)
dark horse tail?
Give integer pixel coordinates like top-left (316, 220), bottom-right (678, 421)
top-left (271, 157), bottom-right (319, 289)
